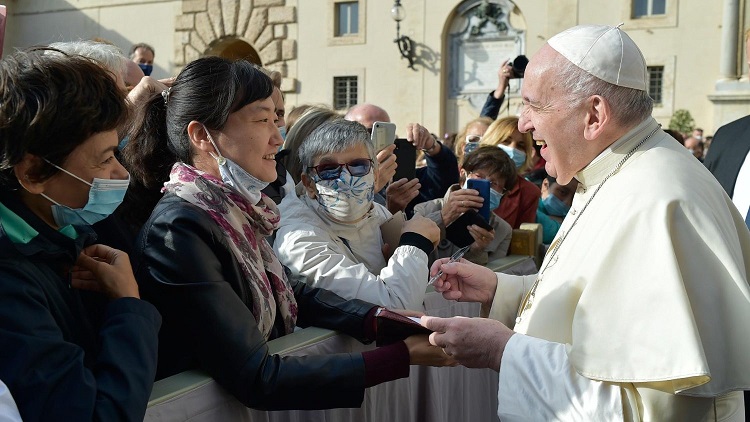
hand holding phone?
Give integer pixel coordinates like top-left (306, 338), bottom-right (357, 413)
top-left (371, 121), bottom-right (397, 152)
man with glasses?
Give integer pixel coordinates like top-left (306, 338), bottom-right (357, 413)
top-left (274, 119), bottom-right (440, 310)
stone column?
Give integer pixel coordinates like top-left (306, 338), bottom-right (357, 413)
top-left (719, 0), bottom-right (740, 80)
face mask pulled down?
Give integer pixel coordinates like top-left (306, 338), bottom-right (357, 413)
top-left (40, 160), bottom-right (129, 227)
top-left (314, 169), bottom-right (375, 223)
top-left (204, 125), bottom-right (269, 205)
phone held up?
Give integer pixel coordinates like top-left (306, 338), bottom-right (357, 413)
top-left (393, 138), bottom-right (417, 181)
top-left (371, 121), bottom-right (397, 152)
top-left (466, 178), bottom-right (491, 221)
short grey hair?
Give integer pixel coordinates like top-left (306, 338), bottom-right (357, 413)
top-left (47, 40), bottom-right (127, 81)
top-left (299, 119), bottom-right (376, 177)
top-left (556, 58), bottom-right (653, 127)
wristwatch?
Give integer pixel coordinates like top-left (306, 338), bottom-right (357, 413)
top-left (422, 136), bottom-right (440, 153)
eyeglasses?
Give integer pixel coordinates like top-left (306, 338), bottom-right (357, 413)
top-left (308, 158), bottom-right (374, 181)
top-left (466, 135), bottom-right (482, 143)
top-left (468, 172), bottom-right (507, 193)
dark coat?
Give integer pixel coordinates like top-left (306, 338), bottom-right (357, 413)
top-left (703, 114), bottom-right (750, 199)
top-left (0, 191), bottom-right (161, 422)
top-left (131, 193), bottom-right (377, 410)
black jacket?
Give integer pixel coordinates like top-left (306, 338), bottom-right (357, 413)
top-left (480, 90), bottom-right (506, 120)
top-left (132, 193), bottom-right (378, 410)
top-left (408, 144), bottom-right (460, 215)
top-left (0, 191), bottom-right (161, 422)
top-left (703, 114), bottom-right (750, 199)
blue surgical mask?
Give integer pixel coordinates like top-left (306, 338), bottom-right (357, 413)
top-left (489, 188), bottom-right (503, 211)
top-left (279, 126), bottom-right (287, 141)
top-left (40, 161), bottom-right (129, 227)
top-left (204, 125), bottom-right (268, 205)
top-left (138, 63), bottom-right (153, 76)
top-left (498, 144), bottom-right (526, 169)
top-left (542, 194), bottom-right (570, 217)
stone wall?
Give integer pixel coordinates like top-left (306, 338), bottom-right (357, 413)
top-left (175, 0), bottom-right (297, 92)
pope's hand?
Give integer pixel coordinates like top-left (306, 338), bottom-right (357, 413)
top-left (421, 315), bottom-right (514, 372)
top-left (429, 258), bottom-right (497, 307)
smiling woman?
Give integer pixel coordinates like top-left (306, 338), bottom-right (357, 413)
top-left (121, 56), bottom-right (452, 411)
top-left (0, 49), bottom-right (161, 421)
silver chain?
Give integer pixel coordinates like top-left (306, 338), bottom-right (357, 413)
top-left (515, 124), bottom-right (662, 324)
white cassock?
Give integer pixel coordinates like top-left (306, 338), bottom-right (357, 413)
top-left (487, 117), bottom-right (750, 421)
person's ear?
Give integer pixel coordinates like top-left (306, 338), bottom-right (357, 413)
top-left (540, 178), bottom-right (550, 196)
top-left (187, 121), bottom-right (216, 155)
top-left (301, 173), bottom-right (317, 199)
top-left (13, 154), bottom-right (48, 194)
top-left (459, 168), bottom-right (468, 184)
top-left (582, 95), bottom-right (610, 141)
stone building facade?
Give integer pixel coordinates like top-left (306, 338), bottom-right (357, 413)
top-left (4, 0), bottom-right (750, 135)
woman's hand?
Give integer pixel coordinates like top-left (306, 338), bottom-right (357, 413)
top-left (440, 189), bottom-right (483, 226)
top-left (71, 244), bottom-right (140, 299)
top-left (403, 334), bottom-right (457, 367)
top-left (402, 215), bottom-right (440, 247)
top-left (469, 225), bottom-right (495, 252)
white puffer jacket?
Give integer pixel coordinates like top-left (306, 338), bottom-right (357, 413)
top-left (273, 188), bottom-right (429, 310)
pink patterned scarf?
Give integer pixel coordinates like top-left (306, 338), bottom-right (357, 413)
top-left (164, 162), bottom-right (297, 338)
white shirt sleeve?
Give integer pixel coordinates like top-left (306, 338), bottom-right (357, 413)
top-left (275, 227), bottom-right (429, 310)
top-left (497, 334), bottom-right (624, 422)
top-left (0, 380), bottom-right (22, 422)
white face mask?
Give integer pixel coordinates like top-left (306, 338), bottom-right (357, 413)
top-left (204, 125), bottom-right (269, 204)
top-left (314, 169), bottom-right (375, 223)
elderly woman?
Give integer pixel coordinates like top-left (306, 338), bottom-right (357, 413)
top-left (123, 56), bottom-right (450, 411)
top-left (479, 116), bottom-right (541, 229)
top-left (0, 50), bottom-right (160, 420)
top-left (274, 119), bottom-right (439, 310)
top-left (413, 146), bottom-right (514, 265)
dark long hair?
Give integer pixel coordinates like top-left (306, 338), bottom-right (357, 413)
top-left (120, 56), bottom-right (274, 228)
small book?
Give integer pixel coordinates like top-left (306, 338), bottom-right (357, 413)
top-left (380, 211), bottom-right (406, 259)
top-left (375, 308), bottom-right (432, 347)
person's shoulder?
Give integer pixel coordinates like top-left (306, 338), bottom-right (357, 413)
top-left (715, 114), bottom-right (750, 137)
top-left (517, 177), bottom-right (542, 197)
top-left (489, 213), bottom-right (512, 233)
top-left (413, 197), bottom-right (443, 214)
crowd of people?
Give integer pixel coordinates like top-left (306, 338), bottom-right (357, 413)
top-left (0, 22), bottom-right (748, 422)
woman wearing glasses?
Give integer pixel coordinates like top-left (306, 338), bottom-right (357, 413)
top-left (274, 119), bottom-right (441, 310)
top-left (413, 146), bottom-right (515, 266)
top-left (123, 57), bottom-right (451, 410)
top-left (453, 116), bottom-right (493, 164)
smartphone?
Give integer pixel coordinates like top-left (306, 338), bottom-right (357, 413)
top-left (466, 178), bottom-right (491, 221)
top-left (445, 210), bottom-right (492, 247)
top-left (371, 121), bottom-right (396, 152)
top-left (393, 138), bottom-right (417, 181)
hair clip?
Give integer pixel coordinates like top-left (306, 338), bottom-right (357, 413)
top-left (161, 86), bottom-right (172, 105)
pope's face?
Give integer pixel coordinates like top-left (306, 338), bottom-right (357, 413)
top-left (518, 45), bottom-right (586, 184)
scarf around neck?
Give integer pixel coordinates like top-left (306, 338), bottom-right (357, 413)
top-left (164, 162), bottom-right (297, 339)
